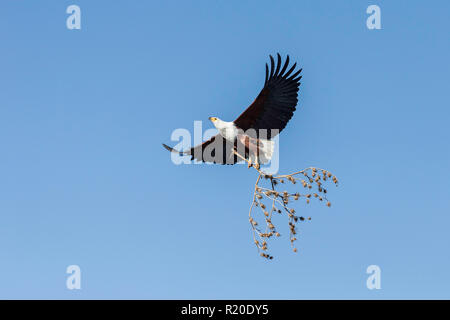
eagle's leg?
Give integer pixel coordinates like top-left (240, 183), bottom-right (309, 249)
top-left (246, 151), bottom-right (260, 169)
top-left (252, 140), bottom-right (261, 170)
top-left (247, 141), bottom-right (261, 169)
top-left (236, 133), bottom-right (257, 168)
top-left (254, 154), bottom-right (260, 170)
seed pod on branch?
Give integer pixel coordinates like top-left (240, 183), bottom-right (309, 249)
top-left (245, 162), bottom-right (338, 260)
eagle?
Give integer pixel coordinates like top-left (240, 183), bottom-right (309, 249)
top-left (163, 53), bottom-right (302, 167)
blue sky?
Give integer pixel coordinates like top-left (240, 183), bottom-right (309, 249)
top-left (1, 0), bottom-right (449, 299)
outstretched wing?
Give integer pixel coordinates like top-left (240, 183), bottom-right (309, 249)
top-left (163, 134), bottom-right (243, 165)
top-left (234, 53), bottom-right (301, 138)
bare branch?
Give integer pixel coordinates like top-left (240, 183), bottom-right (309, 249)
top-left (239, 152), bottom-right (339, 260)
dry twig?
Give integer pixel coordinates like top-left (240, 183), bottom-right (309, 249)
top-left (233, 150), bottom-right (338, 260)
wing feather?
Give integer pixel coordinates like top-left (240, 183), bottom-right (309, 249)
top-left (234, 54), bottom-right (301, 138)
top-left (186, 135), bottom-right (242, 165)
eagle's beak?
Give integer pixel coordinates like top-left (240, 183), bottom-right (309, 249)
top-left (209, 117), bottom-right (217, 122)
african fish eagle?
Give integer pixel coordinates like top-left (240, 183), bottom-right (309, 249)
top-left (163, 53), bottom-right (302, 166)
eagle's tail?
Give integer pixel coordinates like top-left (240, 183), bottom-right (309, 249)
top-left (162, 143), bottom-right (188, 156)
top-left (257, 138), bottom-right (275, 163)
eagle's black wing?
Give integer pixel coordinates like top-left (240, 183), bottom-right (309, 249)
top-left (162, 134), bottom-right (243, 165)
top-left (234, 54), bottom-right (302, 139)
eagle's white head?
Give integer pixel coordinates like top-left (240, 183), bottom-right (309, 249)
top-left (209, 116), bottom-right (238, 141)
top-left (209, 116), bottom-right (226, 129)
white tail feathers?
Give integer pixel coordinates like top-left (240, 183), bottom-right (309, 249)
top-left (257, 138), bottom-right (275, 164)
